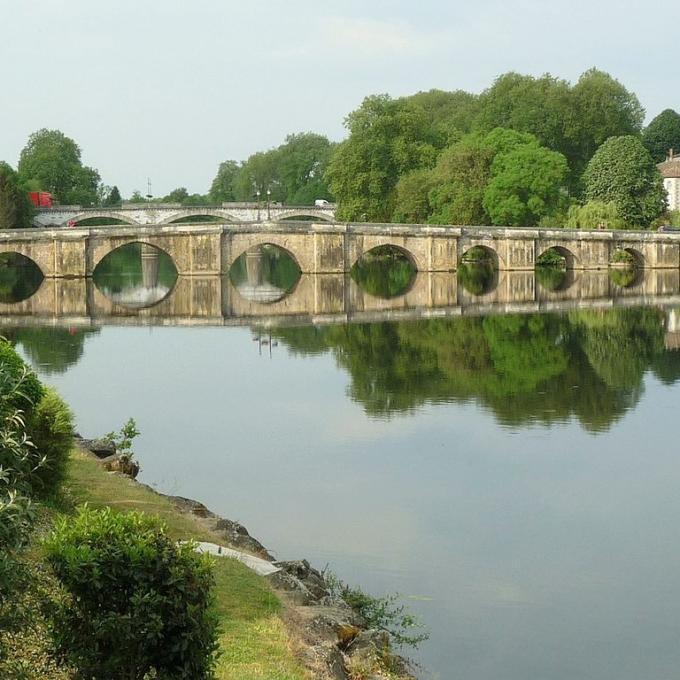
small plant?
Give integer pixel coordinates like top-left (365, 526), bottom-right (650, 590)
top-left (104, 417), bottom-right (140, 459)
top-left (45, 506), bottom-right (219, 680)
top-left (325, 572), bottom-right (429, 648)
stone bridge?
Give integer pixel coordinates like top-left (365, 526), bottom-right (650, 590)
top-left (32, 203), bottom-right (337, 228)
top-left (3, 222), bottom-right (680, 279)
top-left (1, 269), bottom-right (680, 330)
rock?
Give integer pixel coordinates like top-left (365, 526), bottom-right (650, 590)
top-left (266, 570), bottom-right (315, 605)
top-left (102, 454), bottom-right (140, 479)
top-left (326, 644), bottom-right (349, 680)
top-left (213, 518), bottom-right (273, 560)
top-left (77, 437), bottom-right (116, 459)
top-left (347, 629), bottom-right (390, 656)
top-left (274, 560), bottom-right (330, 600)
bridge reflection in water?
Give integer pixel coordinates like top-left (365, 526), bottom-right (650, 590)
top-left (2, 268), bottom-right (680, 332)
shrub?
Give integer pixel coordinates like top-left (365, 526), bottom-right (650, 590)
top-left (45, 507), bottom-right (219, 680)
top-left (26, 388), bottom-right (74, 497)
top-left (326, 572), bottom-right (428, 648)
top-left (0, 341), bottom-right (44, 416)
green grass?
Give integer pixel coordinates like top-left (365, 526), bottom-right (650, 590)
top-left (3, 449), bottom-right (307, 680)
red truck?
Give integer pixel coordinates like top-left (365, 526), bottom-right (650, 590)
top-left (28, 191), bottom-right (53, 208)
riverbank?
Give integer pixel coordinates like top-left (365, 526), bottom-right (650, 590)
top-left (5, 444), bottom-right (416, 680)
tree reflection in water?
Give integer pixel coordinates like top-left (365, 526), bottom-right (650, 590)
top-left (272, 307), bottom-right (679, 432)
top-left (0, 253), bottom-right (44, 303)
top-left (351, 246), bottom-right (416, 298)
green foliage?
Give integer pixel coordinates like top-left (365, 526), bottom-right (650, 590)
top-left (0, 340), bottom-right (45, 416)
top-left (483, 141), bottom-right (569, 226)
top-left (102, 185), bottom-right (122, 207)
top-left (103, 417), bottom-right (140, 459)
top-left (17, 129), bottom-right (101, 206)
top-left (209, 160), bottom-right (240, 203)
top-left (0, 162), bottom-right (34, 229)
top-left (428, 128), bottom-right (568, 227)
top-left (45, 506), bottom-right (219, 680)
top-left (325, 572), bottom-right (428, 648)
top-left (565, 200), bottom-right (626, 229)
top-left (225, 132), bottom-right (334, 206)
top-left (392, 168), bottom-right (435, 223)
top-left (428, 133), bottom-right (494, 225)
top-left (326, 95), bottom-right (440, 221)
top-left (583, 135), bottom-right (666, 227)
top-left (26, 389), bottom-right (74, 497)
top-left (566, 69), bottom-right (645, 175)
top-left (642, 109), bottom-right (680, 163)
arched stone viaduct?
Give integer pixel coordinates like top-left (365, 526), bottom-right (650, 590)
top-left (2, 222), bottom-right (680, 278)
top-left (31, 204), bottom-right (337, 228)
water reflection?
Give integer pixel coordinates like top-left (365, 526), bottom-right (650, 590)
top-left (272, 307), bottom-right (678, 432)
top-left (229, 244), bottom-right (301, 303)
top-left (351, 245), bottom-right (416, 298)
top-left (93, 242), bottom-right (178, 309)
top-left (1, 327), bottom-right (99, 375)
top-left (0, 253), bottom-right (44, 303)
top-left (458, 262), bottom-right (498, 295)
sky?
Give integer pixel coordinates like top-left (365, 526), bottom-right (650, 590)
top-left (0, 0), bottom-right (678, 197)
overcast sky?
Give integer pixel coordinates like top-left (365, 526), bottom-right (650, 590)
top-left (0, 0), bottom-right (677, 197)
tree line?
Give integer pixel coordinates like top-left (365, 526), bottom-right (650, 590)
top-left (2, 68), bottom-right (680, 229)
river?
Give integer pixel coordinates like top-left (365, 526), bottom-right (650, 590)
top-left (3, 244), bottom-right (680, 679)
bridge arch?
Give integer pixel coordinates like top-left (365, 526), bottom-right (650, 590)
top-left (536, 244), bottom-right (579, 270)
top-left (159, 209), bottom-right (233, 225)
top-left (611, 246), bottom-right (645, 268)
top-left (90, 238), bottom-right (178, 275)
top-left (229, 241), bottom-right (302, 274)
top-left (459, 244), bottom-right (501, 269)
top-left (275, 210), bottom-right (334, 222)
top-left (68, 211), bottom-right (140, 227)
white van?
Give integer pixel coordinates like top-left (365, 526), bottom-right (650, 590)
top-left (314, 199), bottom-right (330, 207)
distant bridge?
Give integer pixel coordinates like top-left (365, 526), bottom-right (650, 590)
top-left (32, 203), bottom-right (336, 228)
top-left (3, 221), bottom-right (680, 279)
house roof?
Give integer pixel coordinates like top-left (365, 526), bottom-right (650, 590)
top-left (658, 156), bottom-right (680, 179)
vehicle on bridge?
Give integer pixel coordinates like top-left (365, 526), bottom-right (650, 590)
top-left (28, 192), bottom-right (53, 208)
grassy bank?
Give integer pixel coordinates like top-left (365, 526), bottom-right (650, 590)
top-left (5, 448), bottom-right (307, 680)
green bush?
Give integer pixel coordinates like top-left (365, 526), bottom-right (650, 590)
top-left (45, 507), bottom-right (219, 680)
top-left (0, 341), bottom-right (44, 416)
top-left (26, 388), bottom-right (74, 497)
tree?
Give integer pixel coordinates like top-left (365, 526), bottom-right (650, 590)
top-left (642, 109), bottom-right (680, 162)
top-left (392, 168), bottom-right (435, 223)
top-left (276, 133), bottom-right (334, 204)
top-left (0, 163), bottom-right (33, 229)
top-left (565, 201), bottom-right (626, 229)
top-left (566, 69), bottom-right (645, 175)
top-left (427, 128), bottom-right (567, 227)
top-left (483, 142), bottom-right (569, 227)
top-left (18, 129), bottom-right (101, 205)
top-left (325, 95), bottom-right (440, 221)
top-left (163, 187), bottom-right (190, 203)
top-left (428, 133), bottom-right (494, 225)
top-left (103, 185), bottom-right (122, 207)
top-left (582, 135), bottom-right (666, 227)
top-left (209, 160), bottom-right (240, 203)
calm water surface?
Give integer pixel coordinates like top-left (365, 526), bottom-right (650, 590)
top-left (4, 248), bottom-right (680, 679)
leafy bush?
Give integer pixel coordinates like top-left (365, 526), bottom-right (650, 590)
top-left (0, 341), bottom-right (44, 416)
top-left (0, 373), bottom-right (40, 604)
top-left (326, 572), bottom-right (428, 648)
top-left (26, 388), bottom-right (74, 497)
top-left (45, 507), bottom-right (219, 680)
